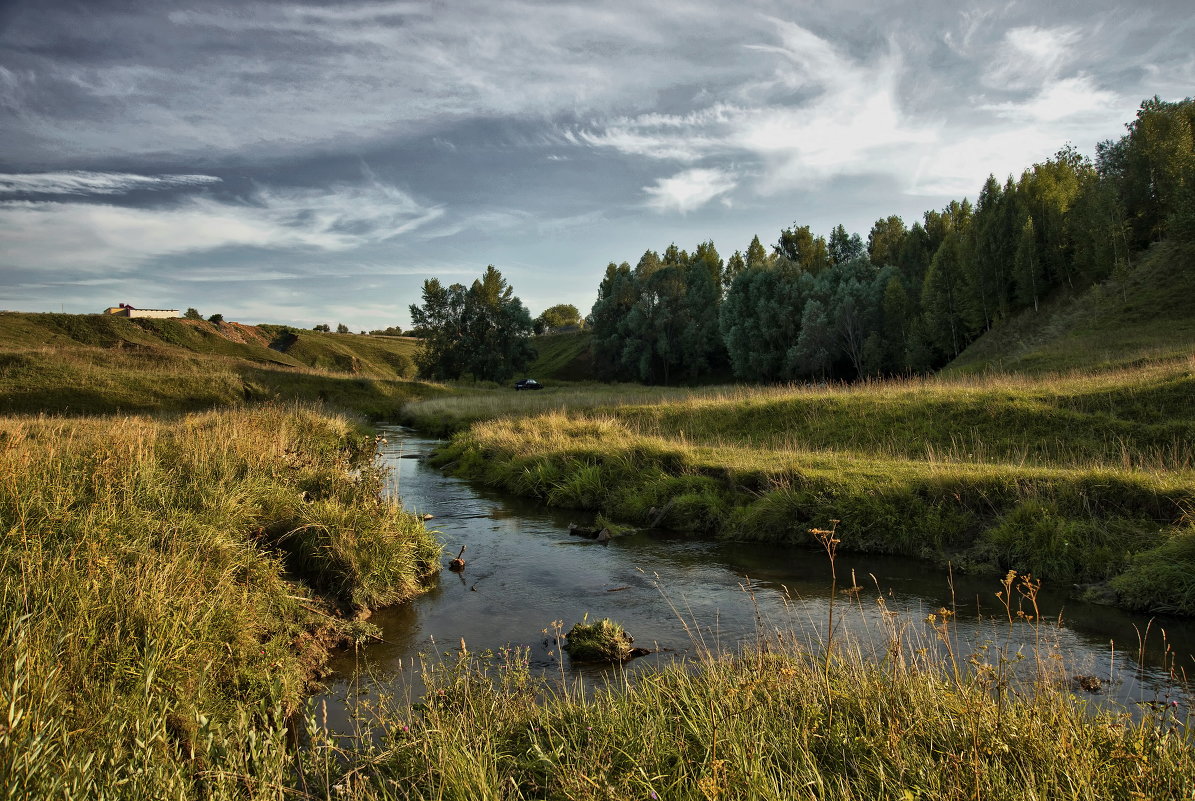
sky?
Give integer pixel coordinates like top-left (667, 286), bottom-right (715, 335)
top-left (1, 0), bottom-right (1192, 331)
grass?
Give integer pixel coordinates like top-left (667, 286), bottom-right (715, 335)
top-left (9, 522), bottom-right (1195, 798)
top-left (563, 617), bottom-right (636, 663)
top-left (526, 329), bottom-right (594, 381)
top-left (0, 343), bottom-right (448, 417)
top-left (0, 311), bottom-right (442, 419)
top-left (327, 582), bottom-right (1195, 801)
top-left (0, 403), bottom-right (441, 798)
top-left (0, 312), bottom-right (424, 377)
top-left (420, 358), bottom-right (1195, 613)
top-left (948, 240), bottom-right (1195, 375)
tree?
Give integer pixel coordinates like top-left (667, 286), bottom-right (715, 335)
top-left (690, 240), bottom-right (724, 293)
top-left (534, 304), bottom-right (581, 333)
top-left (921, 230), bottom-right (971, 358)
top-left (678, 256), bottom-right (726, 378)
top-left (183, 307), bottom-right (202, 320)
top-left (208, 313), bottom-right (224, 324)
top-left (828, 224), bottom-right (865, 266)
top-left (792, 299), bottom-right (834, 378)
top-left (1013, 216), bottom-right (1045, 312)
top-left (879, 274), bottom-right (911, 372)
top-left (745, 235), bottom-right (770, 270)
top-left (408, 266), bottom-right (535, 382)
top-left (775, 223), bottom-right (829, 274)
top-left (723, 250), bottom-right (746, 290)
top-left (335, 323), bottom-right (350, 334)
top-left (867, 216), bottom-right (906, 268)
top-left (312, 323), bottom-right (331, 332)
top-left (1105, 97), bottom-right (1195, 246)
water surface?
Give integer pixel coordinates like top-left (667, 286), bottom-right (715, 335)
top-left (322, 426), bottom-right (1195, 720)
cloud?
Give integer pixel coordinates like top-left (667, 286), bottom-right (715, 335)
top-left (984, 25), bottom-right (1082, 90)
top-left (0, 180), bottom-right (444, 274)
top-left (579, 21), bottom-right (934, 192)
top-left (981, 74), bottom-right (1119, 123)
top-left (0, 0), bottom-right (764, 163)
top-left (644, 168), bottom-right (737, 213)
top-left (0, 171), bottom-right (221, 196)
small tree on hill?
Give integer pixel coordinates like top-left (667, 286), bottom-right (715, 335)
top-left (183, 307), bottom-right (202, 320)
top-left (533, 303), bottom-right (581, 333)
top-left (207, 313), bottom-right (224, 324)
top-left (336, 323), bottom-right (350, 334)
top-left (312, 324), bottom-right (331, 332)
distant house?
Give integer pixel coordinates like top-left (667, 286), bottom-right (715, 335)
top-left (103, 303), bottom-right (179, 320)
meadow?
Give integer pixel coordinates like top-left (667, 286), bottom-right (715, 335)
top-left (417, 357), bottom-right (1195, 614)
top-left (4, 311), bottom-right (1195, 797)
top-left (0, 404), bottom-right (440, 797)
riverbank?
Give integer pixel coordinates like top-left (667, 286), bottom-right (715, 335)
top-left (0, 404), bottom-right (440, 797)
top-left (316, 625), bottom-right (1195, 800)
top-left (6, 401), bottom-right (1195, 797)
top-left (422, 359), bottom-right (1195, 615)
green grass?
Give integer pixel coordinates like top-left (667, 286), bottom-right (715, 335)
top-left (0, 340), bottom-right (448, 418)
top-left (0, 312), bottom-right (425, 377)
top-left (326, 604), bottom-right (1195, 801)
top-left (0, 313), bottom-right (434, 419)
top-left (563, 617), bottom-right (636, 662)
top-left (948, 240), bottom-right (1195, 375)
top-left (421, 360), bottom-right (1195, 612)
top-left (0, 404), bottom-right (441, 797)
top-left (527, 329), bottom-right (594, 380)
top-left (10, 550), bottom-right (1195, 798)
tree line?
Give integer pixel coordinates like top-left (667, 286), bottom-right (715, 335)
top-left (405, 97), bottom-right (1192, 384)
top-left (588, 96), bottom-right (1195, 383)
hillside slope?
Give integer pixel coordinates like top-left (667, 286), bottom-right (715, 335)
top-left (0, 313), bottom-right (422, 377)
top-left (947, 242), bottom-right (1195, 375)
top-left (0, 313), bottom-right (440, 416)
top-left (527, 330), bottom-right (593, 381)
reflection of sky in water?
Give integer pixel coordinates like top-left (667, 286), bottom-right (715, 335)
top-left (320, 427), bottom-right (1195, 729)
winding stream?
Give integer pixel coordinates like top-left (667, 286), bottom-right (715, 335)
top-left (322, 426), bottom-right (1195, 722)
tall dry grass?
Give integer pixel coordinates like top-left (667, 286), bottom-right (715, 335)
top-left (427, 359), bottom-right (1195, 613)
top-left (0, 404), bottom-right (440, 797)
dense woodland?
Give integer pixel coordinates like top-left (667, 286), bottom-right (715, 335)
top-left (588, 97), bottom-right (1195, 383)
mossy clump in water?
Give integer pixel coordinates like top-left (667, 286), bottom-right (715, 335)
top-left (564, 618), bottom-right (635, 663)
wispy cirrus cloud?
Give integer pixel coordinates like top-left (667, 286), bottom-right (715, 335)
top-left (644, 168), bottom-right (737, 213)
top-left (0, 171), bottom-right (221, 196)
top-left (981, 74), bottom-right (1119, 123)
top-left (0, 179), bottom-right (444, 273)
top-left (579, 20), bottom-right (934, 194)
top-left (0, 0), bottom-right (763, 163)
top-left (984, 26), bottom-right (1082, 90)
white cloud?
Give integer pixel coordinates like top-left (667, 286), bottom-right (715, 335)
top-left (0, 180), bottom-right (443, 273)
top-left (0, 171), bottom-right (221, 196)
top-left (4, 0), bottom-right (751, 162)
top-left (981, 74), bottom-right (1120, 123)
top-left (984, 25), bottom-right (1082, 90)
top-left (580, 21), bottom-right (935, 192)
top-left (644, 168), bottom-right (737, 213)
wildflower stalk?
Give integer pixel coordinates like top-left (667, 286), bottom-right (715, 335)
top-left (810, 519), bottom-right (841, 726)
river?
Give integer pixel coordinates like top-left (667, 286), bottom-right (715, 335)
top-left (321, 425), bottom-right (1195, 722)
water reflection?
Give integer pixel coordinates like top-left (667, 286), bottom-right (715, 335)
top-left (321, 426), bottom-right (1195, 723)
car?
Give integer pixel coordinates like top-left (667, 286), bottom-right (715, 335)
top-left (514, 378), bottom-right (544, 391)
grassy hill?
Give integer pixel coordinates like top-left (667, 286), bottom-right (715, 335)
top-left (527, 329), bottom-right (593, 381)
top-left (947, 242), bottom-right (1195, 375)
top-left (0, 312), bottom-right (423, 375)
top-left (0, 312), bottom-right (443, 416)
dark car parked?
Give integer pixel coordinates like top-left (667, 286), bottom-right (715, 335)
top-left (514, 378), bottom-right (544, 391)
